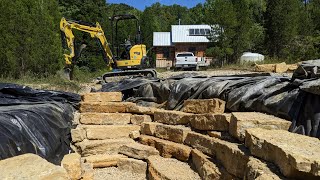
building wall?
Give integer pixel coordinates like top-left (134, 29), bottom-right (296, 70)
top-left (174, 43), bottom-right (208, 57)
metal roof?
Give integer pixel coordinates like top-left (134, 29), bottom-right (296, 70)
top-left (153, 32), bottom-right (172, 46)
top-left (171, 25), bottom-right (211, 43)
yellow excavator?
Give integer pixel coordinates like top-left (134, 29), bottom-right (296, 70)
top-left (60, 14), bottom-right (156, 81)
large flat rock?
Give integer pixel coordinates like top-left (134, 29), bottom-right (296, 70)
top-left (126, 104), bottom-right (159, 115)
top-left (245, 128), bottom-right (320, 178)
top-left (83, 154), bottom-right (127, 168)
top-left (80, 102), bottom-right (135, 113)
top-left (154, 110), bottom-right (193, 125)
top-left (148, 156), bottom-right (201, 180)
top-left (0, 153), bottom-right (68, 180)
top-left (76, 138), bottom-right (135, 156)
top-left (190, 113), bottom-right (231, 131)
top-left (229, 112), bottom-right (291, 141)
top-left (183, 98), bottom-right (225, 114)
top-left (139, 135), bottom-right (191, 161)
top-left (119, 142), bottom-right (159, 160)
top-left (185, 132), bottom-right (250, 178)
top-left (83, 125), bottom-right (140, 140)
top-left (154, 124), bottom-right (191, 143)
top-left (80, 113), bottom-right (131, 125)
top-left (81, 92), bottom-right (122, 102)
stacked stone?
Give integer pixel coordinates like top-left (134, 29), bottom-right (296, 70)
top-left (138, 98), bottom-right (320, 180)
top-left (62, 94), bottom-right (320, 180)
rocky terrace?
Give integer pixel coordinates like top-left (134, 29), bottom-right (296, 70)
top-left (1, 91), bottom-right (319, 180)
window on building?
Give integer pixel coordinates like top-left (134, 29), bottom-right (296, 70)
top-left (189, 28), bottom-right (211, 36)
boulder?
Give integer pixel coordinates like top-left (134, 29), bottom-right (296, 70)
top-left (245, 128), bottom-right (320, 178)
top-left (0, 153), bottom-right (68, 180)
top-left (229, 112), bottom-right (291, 142)
top-left (75, 138), bottom-right (135, 156)
top-left (183, 99), bottom-right (225, 114)
top-left (190, 113), bottom-right (231, 131)
top-left (61, 153), bottom-right (82, 180)
top-left (119, 143), bottom-right (159, 160)
top-left (80, 113), bottom-right (131, 125)
top-left (130, 115), bottom-right (152, 125)
top-left (81, 92), bottom-right (122, 102)
top-left (83, 154), bottom-right (127, 168)
top-left (148, 156), bottom-right (201, 180)
top-left (139, 135), bottom-right (191, 161)
top-left (154, 124), bottom-right (191, 143)
top-left (154, 110), bottom-right (193, 125)
top-left (84, 125), bottom-right (140, 140)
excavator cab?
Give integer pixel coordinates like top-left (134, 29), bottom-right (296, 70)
top-left (109, 14), bottom-right (151, 70)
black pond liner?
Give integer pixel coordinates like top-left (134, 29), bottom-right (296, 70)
top-left (101, 61), bottom-right (320, 138)
top-left (0, 83), bottom-right (80, 164)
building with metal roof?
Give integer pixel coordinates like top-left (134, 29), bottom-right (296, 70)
top-left (153, 24), bottom-right (215, 68)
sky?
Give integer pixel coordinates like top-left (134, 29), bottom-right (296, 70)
top-left (107, 0), bottom-right (205, 10)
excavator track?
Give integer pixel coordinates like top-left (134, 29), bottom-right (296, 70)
top-left (102, 69), bottom-right (157, 82)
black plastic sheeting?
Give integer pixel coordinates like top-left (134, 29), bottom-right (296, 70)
top-left (0, 83), bottom-right (80, 164)
top-left (101, 67), bottom-right (320, 138)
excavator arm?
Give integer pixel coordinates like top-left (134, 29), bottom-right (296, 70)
top-left (59, 17), bottom-right (114, 70)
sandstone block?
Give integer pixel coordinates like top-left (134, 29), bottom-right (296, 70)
top-left (80, 113), bottom-right (131, 125)
top-left (130, 114), bottom-right (152, 125)
top-left (129, 130), bottom-right (140, 139)
top-left (154, 110), bottom-right (193, 125)
top-left (0, 154), bottom-right (68, 180)
top-left (139, 135), bottom-right (191, 161)
top-left (190, 113), bottom-right (231, 131)
top-left (148, 156), bottom-right (201, 180)
top-left (255, 63), bottom-right (275, 72)
top-left (81, 92), bottom-right (122, 102)
top-left (275, 62), bottom-right (288, 73)
top-left (61, 153), bottom-right (82, 180)
top-left (76, 138), bottom-right (135, 156)
top-left (126, 104), bottom-right (159, 115)
top-left (191, 149), bottom-right (222, 179)
top-left (117, 158), bottom-right (147, 175)
top-left (83, 154), bottom-right (127, 168)
top-left (183, 98), bottom-right (225, 114)
top-left (154, 124), bottom-right (191, 143)
top-left (80, 102), bottom-right (135, 113)
top-left (73, 112), bottom-right (80, 126)
top-left (185, 132), bottom-right (250, 178)
top-left (119, 142), bottom-right (159, 160)
top-left (81, 162), bottom-right (94, 180)
top-left (245, 157), bottom-right (283, 180)
top-left (71, 126), bottom-right (86, 143)
top-left (84, 125), bottom-right (140, 140)
top-left (245, 128), bottom-right (320, 178)
top-left (140, 122), bottom-right (162, 136)
top-left (229, 112), bottom-right (291, 142)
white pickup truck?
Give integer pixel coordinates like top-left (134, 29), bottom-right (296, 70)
top-left (174, 52), bottom-right (199, 70)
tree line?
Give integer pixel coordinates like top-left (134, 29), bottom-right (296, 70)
top-left (1, 0), bottom-right (320, 78)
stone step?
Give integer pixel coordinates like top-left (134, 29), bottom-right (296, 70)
top-left (80, 102), bottom-right (135, 113)
top-left (81, 92), bottom-right (122, 103)
top-left (154, 110), bottom-right (193, 125)
top-left (140, 122), bottom-right (162, 136)
top-left (183, 98), bottom-right (225, 114)
top-left (139, 135), bottom-right (191, 162)
top-left (130, 115), bottom-right (152, 125)
top-left (83, 154), bottom-right (127, 168)
top-left (245, 128), bottom-right (320, 179)
top-left (75, 138), bottom-right (135, 157)
top-left (147, 155), bottom-right (201, 180)
top-left (82, 125), bottom-right (140, 140)
top-left (126, 104), bottom-right (159, 115)
top-left (185, 132), bottom-right (250, 178)
top-left (80, 113), bottom-right (132, 125)
top-left (229, 112), bottom-right (291, 142)
top-left (245, 157), bottom-right (284, 180)
top-left (190, 113), bottom-right (231, 131)
top-left (154, 124), bottom-right (191, 143)
top-left (191, 149), bottom-right (236, 180)
top-left (119, 142), bottom-right (159, 160)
